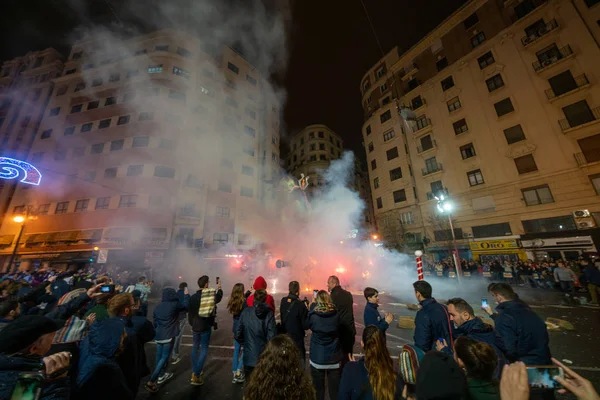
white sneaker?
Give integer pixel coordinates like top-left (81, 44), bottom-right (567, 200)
top-left (171, 356), bottom-right (182, 365)
top-left (157, 372), bottom-right (174, 385)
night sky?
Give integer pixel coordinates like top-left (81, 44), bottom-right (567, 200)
top-left (0, 0), bottom-right (468, 155)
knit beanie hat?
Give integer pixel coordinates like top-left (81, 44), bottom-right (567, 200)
top-left (253, 276), bottom-right (267, 290)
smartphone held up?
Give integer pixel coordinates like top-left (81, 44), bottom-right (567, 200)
top-left (100, 284), bottom-right (115, 294)
top-left (481, 298), bottom-right (488, 308)
top-left (526, 366), bottom-right (564, 389)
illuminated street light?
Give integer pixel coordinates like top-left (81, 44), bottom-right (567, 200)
top-left (13, 215), bottom-right (25, 223)
top-left (434, 194), bottom-right (462, 283)
top-left (372, 234), bottom-right (379, 240)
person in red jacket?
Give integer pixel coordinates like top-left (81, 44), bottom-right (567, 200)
top-left (246, 276), bottom-right (275, 312)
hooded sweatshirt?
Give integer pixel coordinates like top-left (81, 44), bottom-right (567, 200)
top-left (235, 301), bottom-right (276, 367)
top-left (152, 287), bottom-right (189, 341)
top-left (246, 276), bottom-right (275, 312)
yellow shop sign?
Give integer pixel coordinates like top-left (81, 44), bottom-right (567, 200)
top-left (470, 239), bottom-right (519, 251)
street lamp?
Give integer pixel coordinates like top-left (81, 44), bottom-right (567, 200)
top-left (8, 207), bottom-right (37, 273)
top-left (435, 194), bottom-right (462, 283)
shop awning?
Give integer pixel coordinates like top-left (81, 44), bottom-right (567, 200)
top-left (50, 231), bottom-right (81, 242)
top-left (77, 229), bottom-right (103, 241)
top-left (0, 235), bottom-right (15, 245)
top-left (104, 227), bottom-right (132, 240)
top-left (31, 233), bottom-right (51, 243)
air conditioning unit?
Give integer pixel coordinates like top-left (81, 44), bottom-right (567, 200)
top-left (573, 209), bottom-right (591, 218)
top-left (463, 232), bottom-right (473, 238)
top-left (578, 221), bottom-right (595, 229)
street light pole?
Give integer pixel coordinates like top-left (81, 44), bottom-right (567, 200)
top-left (8, 223), bottom-right (25, 273)
top-left (446, 212), bottom-right (462, 283)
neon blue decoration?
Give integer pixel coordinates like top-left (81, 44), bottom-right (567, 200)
top-left (0, 157), bottom-right (42, 186)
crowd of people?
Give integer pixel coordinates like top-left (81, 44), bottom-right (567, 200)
top-left (0, 265), bottom-right (599, 400)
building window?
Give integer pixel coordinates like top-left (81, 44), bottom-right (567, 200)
top-left (464, 12), bottom-right (479, 29)
top-left (420, 135), bottom-right (434, 152)
top-left (95, 197), bottom-right (110, 210)
top-left (383, 130), bottom-right (395, 142)
top-left (104, 167), bottom-right (117, 178)
top-left (477, 51), bottom-right (495, 69)
top-left (62, 126), bottom-right (75, 136)
top-left (176, 47), bottom-right (191, 57)
top-left (441, 76), bottom-right (454, 91)
top-left (91, 143), bottom-right (104, 154)
top-left (486, 74), bottom-right (505, 92)
top-left (522, 215), bottom-right (576, 233)
top-left (376, 65), bottom-right (386, 78)
top-left (37, 204), bottom-right (50, 215)
top-left (471, 31), bottom-right (486, 48)
top-left (83, 171), bottom-right (96, 181)
top-left (367, 142), bottom-right (374, 153)
top-left (494, 98), bottom-right (514, 117)
top-left (401, 212), bottom-right (415, 225)
top-left (216, 206), bottom-right (230, 218)
top-left (41, 129), bottom-right (52, 139)
top-left (242, 165), bottom-right (254, 176)
top-left (75, 199), bottom-right (89, 212)
top-left (109, 140), bottom-right (124, 152)
top-left (218, 181), bottom-right (232, 193)
top-left (472, 222), bottom-right (512, 238)
top-left (147, 64), bottom-right (163, 74)
top-left (154, 44), bottom-right (169, 51)
top-left (467, 169), bottom-right (485, 186)
top-left (386, 147), bottom-right (399, 160)
top-left (561, 100), bottom-right (595, 129)
top-left (49, 107), bottom-right (61, 116)
top-left (589, 174), bottom-right (600, 194)
top-left (460, 143), bottom-right (476, 159)
top-left (169, 90), bottom-right (185, 101)
top-left (434, 228), bottom-right (464, 241)
top-left (382, 96), bottom-right (391, 105)
top-left (380, 83), bottom-right (388, 92)
top-left (172, 66), bottom-right (190, 79)
top-left (393, 189), bottom-right (407, 203)
top-left (371, 159), bottom-right (377, 170)
top-left (74, 82), bottom-right (86, 92)
top-left (408, 78), bottom-right (419, 91)
top-left (522, 185), bottom-right (554, 205)
top-left (241, 186), bottom-right (253, 197)
top-left (154, 166), bottom-right (175, 178)
top-left (213, 233), bottom-right (229, 244)
top-left (91, 78), bottom-right (103, 87)
top-left (109, 73), bottom-right (120, 82)
top-left (244, 126), bottom-right (256, 137)
top-left (376, 197), bottom-right (383, 209)
top-left (95, 118), bottom-right (110, 129)
top-left (55, 202), bottom-right (69, 214)
top-left (132, 136), bottom-right (149, 148)
top-left (436, 57), bottom-right (448, 72)
top-left (105, 96), bottom-right (117, 106)
top-left (514, 154), bottom-right (538, 174)
top-left (504, 125), bottom-right (526, 144)
top-left (54, 149), bottom-right (66, 160)
top-left (380, 110), bottom-right (392, 123)
top-left (247, 75), bottom-right (257, 85)
top-left (411, 95), bottom-right (424, 110)
top-left (126, 69), bottom-right (139, 78)
top-left (227, 62), bottom-right (240, 74)
top-left (119, 195), bottom-right (138, 208)
top-left (447, 97), bottom-right (461, 112)
top-left (70, 104), bottom-right (83, 114)
top-left (117, 115), bottom-right (130, 125)
top-left (319, 143), bottom-right (325, 150)
top-left (365, 125), bottom-right (371, 136)
top-left (310, 143), bottom-right (316, 151)
top-left (80, 123), bottom-right (93, 132)
top-left (389, 167), bottom-right (402, 181)
top-left (73, 147), bottom-right (85, 157)
top-left (373, 177), bottom-right (379, 189)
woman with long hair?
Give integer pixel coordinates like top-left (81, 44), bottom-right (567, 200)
top-left (227, 283), bottom-right (246, 384)
top-left (454, 336), bottom-right (500, 400)
top-left (244, 334), bottom-right (315, 400)
top-left (306, 290), bottom-right (343, 400)
top-left (339, 325), bottom-right (400, 399)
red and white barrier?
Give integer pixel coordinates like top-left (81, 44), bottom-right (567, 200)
top-left (415, 250), bottom-right (424, 280)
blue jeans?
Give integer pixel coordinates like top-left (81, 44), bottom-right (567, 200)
top-left (171, 319), bottom-right (186, 359)
top-left (149, 340), bottom-right (173, 383)
top-left (233, 340), bottom-right (244, 373)
top-left (192, 330), bottom-right (212, 375)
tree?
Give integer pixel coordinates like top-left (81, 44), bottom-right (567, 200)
top-left (426, 213), bottom-right (458, 260)
top-left (379, 212), bottom-right (406, 252)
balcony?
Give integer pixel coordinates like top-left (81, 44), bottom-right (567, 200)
top-left (532, 45), bottom-right (574, 72)
top-left (422, 163), bottom-right (443, 176)
top-left (426, 188), bottom-right (449, 200)
top-left (559, 106), bottom-right (600, 132)
top-left (400, 62), bottom-right (419, 80)
top-left (521, 19), bottom-right (558, 46)
top-left (545, 74), bottom-right (590, 100)
top-left (510, 0), bottom-right (548, 22)
top-left (178, 209), bottom-right (202, 220)
top-left (413, 117), bottom-right (432, 134)
top-left (417, 140), bottom-right (436, 154)
top-left (574, 151), bottom-right (600, 166)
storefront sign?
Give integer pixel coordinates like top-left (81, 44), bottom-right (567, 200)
top-left (470, 239), bottom-right (519, 251)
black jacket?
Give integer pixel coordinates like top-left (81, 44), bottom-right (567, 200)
top-left (235, 302), bottom-right (276, 367)
top-left (330, 286), bottom-right (356, 345)
top-left (306, 303), bottom-right (342, 366)
top-left (188, 288), bottom-right (223, 332)
top-left (153, 288), bottom-right (189, 341)
top-left (0, 354), bottom-right (69, 400)
top-left (413, 298), bottom-right (452, 352)
top-left (280, 293), bottom-right (308, 353)
top-left (115, 315), bottom-right (155, 397)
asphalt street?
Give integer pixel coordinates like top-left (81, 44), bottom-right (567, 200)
top-left (136, 283), bottom-right (600, 399)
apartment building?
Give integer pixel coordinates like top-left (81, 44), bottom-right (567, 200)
top-left (0, 49), bottom-right (65, 233)
top-left (361, 0), bottom-right (600, 261)
top-left (0, 29), bottom-right (281, 271)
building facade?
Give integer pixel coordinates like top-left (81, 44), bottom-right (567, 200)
top-left (0, 29), bottom-right (281, 271)
top-left (361, 0), bottom-right (600, 261)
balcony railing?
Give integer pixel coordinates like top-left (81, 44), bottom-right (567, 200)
top-left (179, 209), bottom-right (202, 218)
top-left (411, 98), bottom-right (427, 110)
top-left (414, 117), bottom-right (432, 132)
top-left (532, 45), bottom-right (573, 72)
top-left (400, 62), bottom-right (419, 79)
top-left (417, 140), bottom-right (436, 154)
top-left (545, 74), bottom-right (589, 100)
top-left (422, 163), bottom-right (443, 176)
top-left (521, 19), bottom-right (558, 46)
top-left (559, 106), bottom-right (600, 131)
top-left (574, 151), bottom-right (600, 166)
top-left (426, 188), bottom-right (449, 200)
top-left (510, 0), bottom-right (548, 22)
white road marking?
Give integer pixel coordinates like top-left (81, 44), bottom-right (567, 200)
top-left (388, 303), bottom-right (407, 307)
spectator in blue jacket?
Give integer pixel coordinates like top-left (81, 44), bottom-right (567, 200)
top-left (145, 287), bottom-right (189, 392)
top-left (412, 280), bottom-right (452, 352)
top-left (485, 283), bottom-right (551, 365)
top-left (436, 298), bottom-right (507, 379)
top-left (305, 290), bottom-right (342, 400)
top-left (363, 287), bottom-right (393, 334)
top-left (171, 282), bottom-right (188, 364)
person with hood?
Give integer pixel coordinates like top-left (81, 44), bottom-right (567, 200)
top-left (77, 318), bottom-right (132, 400)
top-left (415, 351), bottom-right (468, 400)
top-left (235, 288), bottom-right (276, 379)
top-left (363, 287), bottom-right (393, 334)
top-left (485, 283), bottom-right (551, 365)
top-left (246, 276), bottom-right (275, 311)
top-left (305, 290), bottom-right (343, 400)
top-left (437, 298), bottom-right (507, 379)
top-left (412, 280), bottom-right (453, 353)
top-left (171, 282), bottom-right (188, 364)
top-left (145, 286), bottom-right (189, 392)
top-left (0, 315), bottom-right (72, 400)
